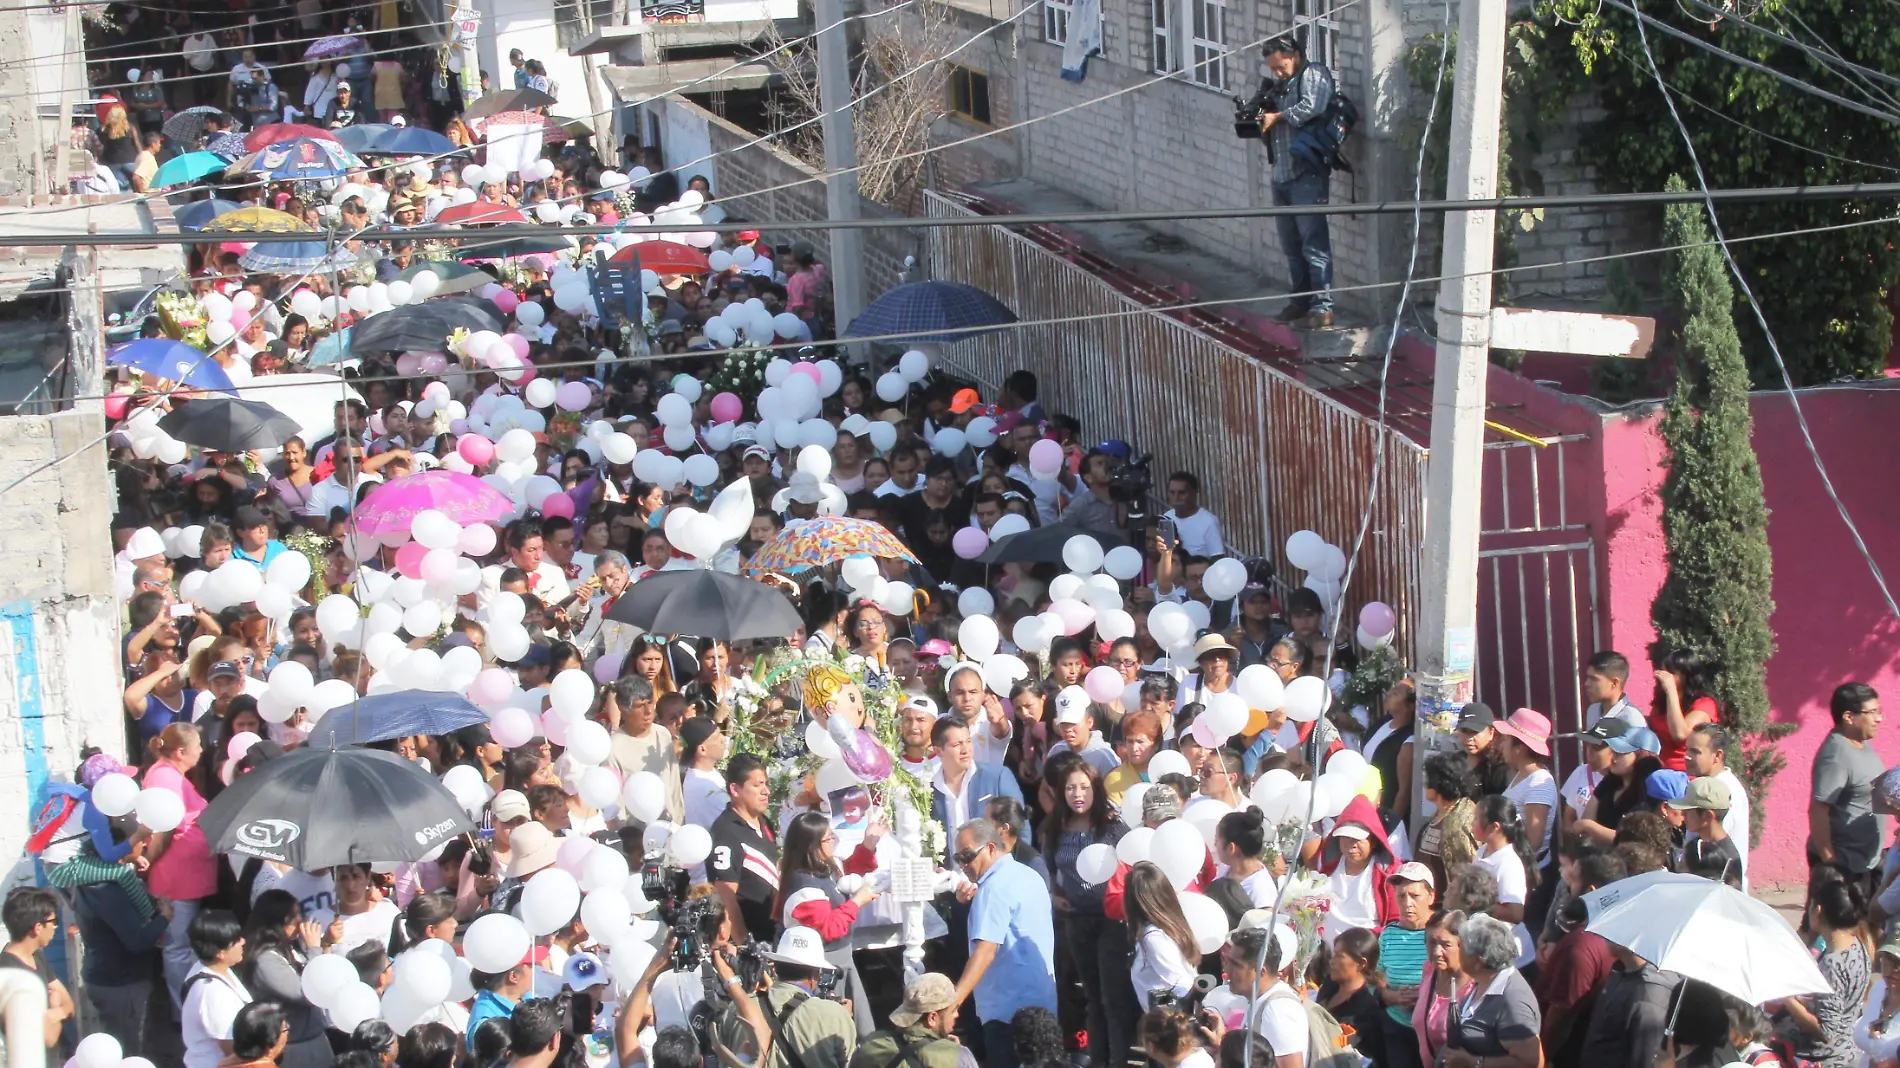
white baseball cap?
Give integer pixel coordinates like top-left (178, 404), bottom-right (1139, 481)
top-left (763, 926), bottom-right (833, 971)
top-left (1054, 685), bottom-right (1092, 725)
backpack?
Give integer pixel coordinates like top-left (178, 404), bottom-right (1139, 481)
top-left (1262, 984), bottom-right (1359, 1068)
top-left (27, 784), bottom-right (89, 857)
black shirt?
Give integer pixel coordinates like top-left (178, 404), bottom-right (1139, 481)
top-left (1681, 835), bottom-right (1744, 889)
top-left (71, 883), bottom-right (167, 987)
top-left (707, 807), bottom-right (780, 944)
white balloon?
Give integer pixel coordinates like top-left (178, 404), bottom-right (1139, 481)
top-left (667, 824), bottom-right (713, 867)
top-left (329, 982), bottom-right (382, 1033)
top-left (1180, 891), bottom-right (1232, 954)
top-left (898, 349), bottom-right (929, 382)
top-left (392, 951), bottom-right (451, 1006)
top-left (566, 720), bottom-right (612, 766)
top-left (1283, 675), bottom-right (1331, 723)
top-left (463, 913), bottom-right (532, 973)
top-left (300, 953), bottom-right (360, 1009)
top-left (1236, 665), bottom-right (1286, 712)
top-left (1075, 842), bottom-right (1119, 886)
top-left (134, 787), bottom-right (184, 832)
top-left (1115, 826), bottom-right (1155, 865)
top-left (522, 868), bottom-right (582, 936)
top-left (90, 773), bottom-right (140, 817)
top-left (1202, 557), bottom-right (1249, 601)
top-left (1120, 783), bottom-right (1152, 829)
top-left (1151, 819), bottom-right (1206, 889)
top-left (957, 616), bottom-right (999, 660)
top-left (957, 587), bottom-right (995, 618)
top-left (75, 1033), bottom-right (120, 1068)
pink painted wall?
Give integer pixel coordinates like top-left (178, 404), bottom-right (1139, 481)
top-left (1578, 382), bottom-right (1900, 888)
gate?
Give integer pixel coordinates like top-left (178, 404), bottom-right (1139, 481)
top-left (1474, 435), bottom-right (1601, 736)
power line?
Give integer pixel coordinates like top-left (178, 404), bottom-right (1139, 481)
top-left (1673, 0), bottom-right (1900, 93)
top-left (1628, 0), bottom-right (1900, 622)
top-left (8, 8), bottom-right (446, 75)
top-left (33, 179), bottom-right (1900, 247)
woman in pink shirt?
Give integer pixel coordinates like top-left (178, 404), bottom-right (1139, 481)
top-left (1415, 909), bottom-right (1475, 1068)
top-left (143, 723), bottom-right (220, 1005)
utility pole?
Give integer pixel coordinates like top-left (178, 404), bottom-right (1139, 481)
top-left (812, 0), bottom-right (866, 343)
top-left (1414, 0), bottom-right (1505, 820)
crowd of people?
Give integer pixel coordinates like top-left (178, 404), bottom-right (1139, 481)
top-left (20, 6), bottom-right (1898, 1068)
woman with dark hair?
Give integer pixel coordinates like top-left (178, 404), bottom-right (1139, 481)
top-left (844, 601), bottom-right (892, 668)
top-left (1472, 794), bottom-right (1536, 968)
top-left (773, 810), bottom-right (882, 1034)
top-left (986, 795), bottom-right (1049, 884)
top-left (350, 1019), bottom-right (399, 1065)
top-left (1041, 755), bottom-right (1132, 1068)
top-left (1364, 677), bottom-right (1417, 820)
top-left (682, 637), bottom-right (754, 724)
top-left (1416, 752), bottom-right (1480, 891)
top-left (396, 1022), bottom-right (460, 1068)
top-left (802, 587), bottom-right (848, 658)
top-left (1124, 861), bottom-right (1200, 1011)
top-left (268, 436), bottom-right (316, 515)
top-left (446, 724), bottom-right (506, 788)
top-left (1778, 876), bottom-right (1873, 1068)
top-left (1214, 807), bottom-right (1279, 908)
top-left (239, 889), bottom-right (332, 1068)
top-left (626, 634), bottom-right (678, 693)
top-left (1012, 1004), bottom-right (1070, 1068)
top-left (327, 863), bottom-right (404, 955)
top-left (1011, 678), bottom-right (1059, 790)
top-left (393, 894), bottom-right (471, 1031)
top-left (1650, 648), bottom-right (1720, 772)
top-left (226, 1000), bottom-right (290, 1068)
top-left (469, 1016), bottom-right (514, 1068)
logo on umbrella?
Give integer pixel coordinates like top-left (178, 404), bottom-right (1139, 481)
top-left (235, 818), bottom-right (302, 852)
top-left (174, 360), bottom-right (194, 377)
top-left (414, 818), bottom-right (459, 845)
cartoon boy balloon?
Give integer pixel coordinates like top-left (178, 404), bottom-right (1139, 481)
top-left (804, 663), bottom-right (893, 783)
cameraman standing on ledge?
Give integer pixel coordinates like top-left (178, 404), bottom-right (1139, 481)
top-left (1243, 35), bottom-right (1338, 329)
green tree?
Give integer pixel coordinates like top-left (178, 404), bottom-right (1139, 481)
top-left (1537, 0), bottom-right (1900, 386)
top-left (1651, 175), bottom-right (1776, 742)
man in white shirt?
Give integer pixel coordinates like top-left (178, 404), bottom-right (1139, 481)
top-left (944, 665), bottom-right (1011, 767)
top-left (228, 49), bottom-right (267, 101)
top-left (303, 437), bottom-right (381, 519)
top-left (873, 445), bottom-right (924, 498)
top-left (1683, 722), bottom-right (1750, 891)
top-left (182, 26), bottom-right (218, 84)
top-left (678, 717), bottom-right (730, 830)
top-left (181, 910), bottom-right (251, 1068)
top-left (896, 695), bottom-right (942, 780)
top-left (1220, 923), bottom-right (1307, 1068)
top-left (478, 519), bottom-right (570, 609)
top-left (1161, 471), bottom-right (1224, 557)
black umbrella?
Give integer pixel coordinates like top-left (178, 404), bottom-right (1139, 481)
top-left (978, 523), bottom-right (1127, 565)
top-left (197, 747), bottom-right (474, 868)
top-left (456, 233), bottom-right (573, 259)
top-left (163, 106), bottom-right (229, 145)
top-left (156, 397), bottom-right (303, 451)
top-left (604, 568), bottom-right (802, 641)
top-left (348, 296), bottom-right (507, 355)
top-left (843, 281), bottom-right (1018, 344)
top-left (304, 689), bottom-right (490, 747)
top-left (463, 88), bottom-right (557, 119)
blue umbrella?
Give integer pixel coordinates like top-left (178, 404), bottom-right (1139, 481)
top-left (229, 137), bottom-right (363, 181)
top-left (304, 689), bottom-right (490, 747)
top-left (154, 151), bottom-right (229, 189)
top-left (106, 338), bottom-right (237, 393)
top-left (842, 280), bottom-right (1018, 343)
top-left (334, 124), bottom-right (457, 156)
top-left (308, 327), bottom-right (352, 366)
top-left (174, 198), bottom-right (243, 231)
top-left (238, 240), bottom-right (361, 273)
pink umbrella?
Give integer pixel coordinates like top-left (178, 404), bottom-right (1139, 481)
top-left (352, 470), bottom-right (514, 536)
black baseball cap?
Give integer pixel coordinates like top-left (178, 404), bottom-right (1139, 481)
top-left (209, 660), bottom-right (244, 680)
top-left (678, 716), bottom-right (720, 758)
top-left (232, 504), bottom-right (270, 530)
top-left (1559, 717), bottom-right (1632, 746)
top-left (1455, 701), bottom-right (1497, 733)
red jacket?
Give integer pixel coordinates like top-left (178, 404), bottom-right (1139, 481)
top-left (784, 842), bottom-right (880, 941)
top-left (1103, 846), bottom-right (1218, 921)
top-left (1316, 795), bottom-right (1401, 926)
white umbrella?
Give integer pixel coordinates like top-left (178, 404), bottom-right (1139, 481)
top-left (1584, 870), bottom-right (1829, 1004)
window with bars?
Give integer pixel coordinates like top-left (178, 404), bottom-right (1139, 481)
top-left (1293, 0), bottom-right (1339, 69)
top-left (947, 66), bottom-right (992, 124)
top-left (1151, 0), bottom-right (1176, 73)
top-left (1188, 0), bottom-right (1226, 89)
top-left (1043, 0), bottom-right (1073, 44)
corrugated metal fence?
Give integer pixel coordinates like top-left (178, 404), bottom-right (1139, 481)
top-left (922, 191), bottom-right (1430, 652)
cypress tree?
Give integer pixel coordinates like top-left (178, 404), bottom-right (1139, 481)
top-left (1650, 174), bottom-right (1776, 738)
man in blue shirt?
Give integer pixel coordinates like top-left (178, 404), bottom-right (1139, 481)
top-left (949, 819), bottom-right (1056, 1068)
top-left (230, 505), bottom-right (288, 573)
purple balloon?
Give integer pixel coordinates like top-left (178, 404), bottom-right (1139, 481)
top-left (1359, 601), bottom-right (1396, 637)
top-left (952, 526), bottom-right (990, 561)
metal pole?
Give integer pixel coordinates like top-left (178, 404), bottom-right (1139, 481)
top-left (1413, 0), bottom-right (1505, 822)
top-left (812, 0), bottom-right (867, 341)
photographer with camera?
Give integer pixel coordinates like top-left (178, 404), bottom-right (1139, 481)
top-left (1140, 1005), bottom-right (1219, 1068)
top-left (1057, 449), bottom-right (1128, 542)
top-left (759, 927), bottom-right (858, 1068)
top-left (851, 973), bottom-right (976, 1068)
top-left (617, 919), bottom-right (774, 1068)
top-left (1239, 36), bottom-right (1342, 330)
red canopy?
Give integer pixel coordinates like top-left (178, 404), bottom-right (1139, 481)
top-left (434, 202), bottom-right (530, 226)
top-left (245, 124), bottom-right (340, 151)
top-left (605, 239), bottom-right (709, 275)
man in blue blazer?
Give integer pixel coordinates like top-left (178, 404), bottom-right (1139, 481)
top-left (927, 716), bottom-right (1023, 861)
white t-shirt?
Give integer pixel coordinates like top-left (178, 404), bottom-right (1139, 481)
top-left (1240, 867), bottom-right (1280, 907)
top-left (182, 965), bottom-right (251, 1068)
top-left (329, 899), bottom-right (402, 956)
top-left (1558, 763), bottom-right (1600, 818)
top-left (1132, 925), bottom-right (1200, 1010)
top-left (266, 868), bottom-right (338, 925)
top-left (1502, 767), bottom-right (1558, 865)
top-left (1163, 507), bottom-right (1224, 557)
top-left (1250, 984), bottom-right (1311, 1059)
top-left (683, 767), bottom-right (729, 830)
top-left (1475, 843), bottom-right (1536, 966)
top-left (1585, 696), bottom-right (1644, 731)
top-left (1175, 1050), bottom-right (1217, 1068)
top-left (1323, 864), bottom-right (1380, 944)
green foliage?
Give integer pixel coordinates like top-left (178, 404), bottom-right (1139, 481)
top-left (1340, 643), bottom-right (1406, 721)
top-left (1533, 0), bottom-right (1900, 385)
top-left (1652, 173), bottom-right (1777, 746)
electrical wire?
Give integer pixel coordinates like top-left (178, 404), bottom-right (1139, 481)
top-left (8, 9), bottom-right (447, 76)
top-left (1628, 0), bottom-right (1900, 622)
top-left (77, 26), bottom-right (454, 91)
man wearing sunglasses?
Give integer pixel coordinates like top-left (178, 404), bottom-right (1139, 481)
top-left (947, 819), bottom-right (1056, 1068)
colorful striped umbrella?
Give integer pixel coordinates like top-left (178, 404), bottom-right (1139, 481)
top-left (352, 469), bottom-right (516, 535)
top-left (244, 124), bottom-right (340, 151)
top-left (302, 35), bottom-right (363, 61)
top-left (206, 206), bottom-right (310, 233)
top-left (237, 240), bottom-right (361, 273)
top-left (229, 138), bottom-right (362, 181)
top-left (746, 516), bottom-right (919, 572)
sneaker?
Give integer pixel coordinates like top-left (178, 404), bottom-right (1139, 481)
top-left (1271, 302), bottom-right (1310, 323)
top-left (1300, 309), bottom-right (1335, 329)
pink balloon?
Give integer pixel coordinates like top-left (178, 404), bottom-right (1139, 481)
top-left (103, 393), bottom-right (128, 421)
top-left (420, 548), bottom-right (459, 587)
top-left (458, 434), bottom-right (495, 466)
top-left (1051, 597), bottom-right (1095, 635)
top-left (1028, 438), bottom-right (1064, 476)
top-left (490, 706), bottom-right (535, 748)
top-left (458, 523), bottom-right (498, 557)
top-left (556, 834), bottom-right (596, 875)
top-left (395, 353), bottom-right (423, 376)
top-left (542, 710), bottom-right (570, 747)
top-left (227, 309), bottom-right (249, 335)
top-left (492, 289), bottom-right (520, 314)
top-left (952, 526), bottom-right (990, 561)
top-left (449, 419), bottom-right (470, 436)
top-left (504, 334), bottom-right (531, 358)
top-left (394, 541), bottom-right (430, 579)
top-left (1083, 665), bottom-right (1123, 703)
top-left (516, 360), bottom-right (537, 385)
top-left (481, 282), bottom-right (504, 299)
top-left (1359, 601), bottom-right (1397, 637)
top-left (1190, 717), bottom-right (1223, 749)
top-left (791, 361), bottom-right (820, 383)
top-left (593, 653), bottom-right (625, 684)
top-left (468, 667), bottom-right (513, 706)
top-left (709, 392), bottom-right (743, 423)
top-left (555, 381), bottom-right (592, 411)
top-left (420, 354), bottom-right (450, 374)
top-left (540, 493), bottom-right (574, 519)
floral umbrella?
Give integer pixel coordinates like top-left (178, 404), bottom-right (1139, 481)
top-left (351, 469), bottom-right (515, 536)
top-left (746, 516), bottom-right (919, 573)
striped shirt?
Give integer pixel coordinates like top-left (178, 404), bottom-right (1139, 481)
top-left (1379, 924), bottom-right (1429, 1025)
